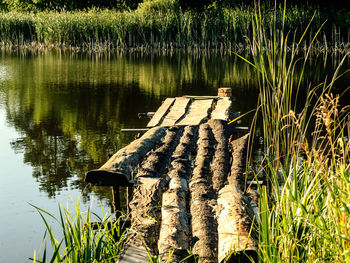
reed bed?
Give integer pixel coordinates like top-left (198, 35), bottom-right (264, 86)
top-left (241, 2), bottom-right (350, 262)
top-left (0, 0), bottom-right (349, 52)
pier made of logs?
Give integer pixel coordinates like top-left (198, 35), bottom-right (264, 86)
top-left (85, 89), bottom-right (259, 263)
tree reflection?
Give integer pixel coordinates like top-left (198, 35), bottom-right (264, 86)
top-left (0, 50), bottom-right (348, 200)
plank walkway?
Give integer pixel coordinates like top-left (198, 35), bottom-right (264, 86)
top-left (85, 91), bottom-right (259, 263)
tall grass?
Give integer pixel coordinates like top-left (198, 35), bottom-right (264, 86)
top-left (31, 200), bottom-right (127, 262)
top-left (0, 0), bottom-right (349, 51)
top-left (241, 1), bottom-right (350, 262)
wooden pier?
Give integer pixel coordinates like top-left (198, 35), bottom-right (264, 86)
top-left (85, 88), bottom-right (259, 263)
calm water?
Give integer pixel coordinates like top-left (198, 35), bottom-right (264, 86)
top-left (0, 50), bottom-right (348, 263)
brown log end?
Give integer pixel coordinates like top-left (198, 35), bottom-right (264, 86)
top-left (85, 169), bottom-right (132, 186)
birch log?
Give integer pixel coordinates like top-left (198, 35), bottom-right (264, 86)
top-left (208, 119), bottom-right (231, 192)
top-left (85, 126), bottom-right (166, 186)
top-left (158, 126), bottom-right (198, 261)
top-left (189, 124), bottom-right (218, 263)
top-left (128, 127), bottom-right (182, 255)
top-left (217, 133), bottom-right (258, 263)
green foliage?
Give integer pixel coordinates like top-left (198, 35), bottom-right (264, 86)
top-left (238, 2), bottom-right (350, 261)
top-left (31, 200), bottom-right (127, 262)
top-left (1, 2), bottom-right (347, 51)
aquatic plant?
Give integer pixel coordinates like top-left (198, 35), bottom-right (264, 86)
top-left (238, 1), bottom-right (350, 261)
top-left (31, 200), bottom-right (127, 262)
top-left (0, 2), bottom-right (349, 52)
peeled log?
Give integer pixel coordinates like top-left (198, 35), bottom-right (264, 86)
top-left (217, 133), bottom-right (258, 263)
top-left (85, 126), bottom-right (166, 186)
top-left (208, 119), bottom-right (231, 192)
top-left (189, 124), bottom-right (218, 263)
top-left (158, 126), bottom-right (198, 261)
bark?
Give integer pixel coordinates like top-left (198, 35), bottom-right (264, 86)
top-left (137, 126), bottom-right (183, 178)
top-left (158, 177), bottom-right (189, 262)
top-left (208, 119), bottom-right (231, 192)
top-left (128, 177), bottom-right (167, 256)
top-left (128, 127), bottom-right (183, 255)
top-left (158, 126), bottom-right (198, 262)
top-left (85, 126), bottom-right (166, 186)
top-left (189, 124), bottom-right (218, 263)
top-left (216, 133), bottom-right (258, 263)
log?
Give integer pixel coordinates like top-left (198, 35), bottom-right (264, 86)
top-left (216, 133), bottom-right (258, 263)
top-left (137, 126), bottom-right (183, 178)
top-left (160, 97), bottom-right (191, 127)
top-left (189, 124), bottom-right (218, 263)
top-left (158, 177), bottom-right (189, 262)
top-left (211, 97), bottom-right (232, 121)
top-left (177, 99), bottom-right (214, 126)
top-left (127, 177), bottom-right (167, 257)
top-left (168, 125), bottom-right (198, 180)
top-left (157, 126), bottom-right (198, 261)
top-left (147, 98), bottom-right (175, 127)
top-left (85, 126), bottom-right (166, 186)
top-left (126, 127), bottom-right (183, 256)
top-left (208, 119), bottom-right (231, 192)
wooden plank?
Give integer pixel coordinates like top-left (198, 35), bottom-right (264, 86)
top-left (121, 128), bottom-right (149, 134)
top-left (211, 97), bottom-right (232, 121)
top-left (176, 99), bottom-right (213, 126)
top-left (183, 95), bottom-right (218, 99)
top-left (118, 244), bottom-right (149, 263)
top-left (147, 98), bottom-right (175, 127)
top-left (138, 112), bottom-right (155, 118)
top-left (160, 97), bottom-right (191, 127)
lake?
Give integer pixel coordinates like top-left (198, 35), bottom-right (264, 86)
top-left (0, 50), bottom-right (348, 263)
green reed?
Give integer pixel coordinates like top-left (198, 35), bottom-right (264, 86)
top-left (31, 200), bottom-right (127, 263)
top-left (0, 0), bottom-right (348, 51)
top-left (239, 1), bottom-right (350, 262)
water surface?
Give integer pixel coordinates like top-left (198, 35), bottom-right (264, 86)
top-left (0, 50), bottom-right (348, 262)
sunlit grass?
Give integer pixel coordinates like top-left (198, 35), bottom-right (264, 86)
top-left (31, 200), bottom-right (127, 262)
top-left (0, 1), bottom-right (348, 51)
top-left (239, 1), bottom-right (350, 262)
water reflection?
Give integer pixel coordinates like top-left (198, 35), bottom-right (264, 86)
top-left (0, 50), bottom-right (348, 200)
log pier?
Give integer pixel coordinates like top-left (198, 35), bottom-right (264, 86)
top-left (85, 89), bottom-right (259, 262)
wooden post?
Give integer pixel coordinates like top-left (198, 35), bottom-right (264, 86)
top-left (218, 87), bottom-right (232, 98)
top-left (112, 186), bottom-right (121, 219)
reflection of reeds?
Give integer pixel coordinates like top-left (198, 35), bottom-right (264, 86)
top-left (239, 2), bottom-right (350, 262)
top-left (0, 2), bottom-right (349, 52)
